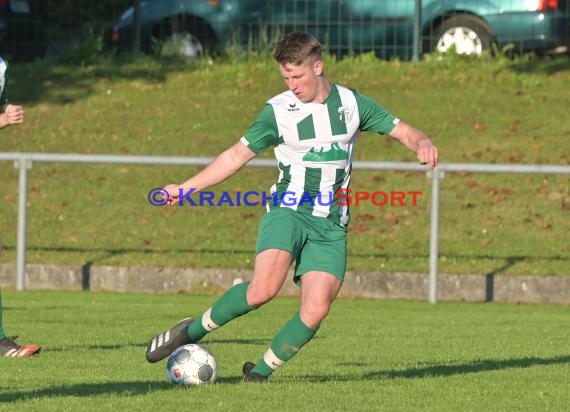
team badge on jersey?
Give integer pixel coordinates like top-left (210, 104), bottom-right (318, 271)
top-left (338, 106), bottom-right (352, 124)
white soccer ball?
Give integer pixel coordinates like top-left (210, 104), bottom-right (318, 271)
top-left (166, 344), bottom-right (218, 386)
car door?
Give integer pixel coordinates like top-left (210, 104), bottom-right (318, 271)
top-left (263, 0), bottom-right (340, 49)
top-left (262, 0), bottom-right (415, 59)
top-left (343, 0), bottom-right (416, 59)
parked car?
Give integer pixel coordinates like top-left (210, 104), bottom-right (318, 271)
top-left (109, 0), bottom-right (570, 60)
top-left (0, 0), bottom-right (47, 61)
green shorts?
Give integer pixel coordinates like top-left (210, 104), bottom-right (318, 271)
top-left (255, 207), bottom-right (347, 284)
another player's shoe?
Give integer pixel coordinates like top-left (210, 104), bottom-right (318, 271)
top-left (242, 361), bottom-right (268, 383)
top-left (145, 318), bottom-right (194, 363)
top-left (0, 336), bottom-right (41, 357)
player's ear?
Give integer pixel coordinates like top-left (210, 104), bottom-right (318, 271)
top-left (313, 58), bottom-right (323, 76)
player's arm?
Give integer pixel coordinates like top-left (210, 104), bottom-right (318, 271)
top-left (389, 121), bottom-right (439, 169)
top-left (164, 140), bottom-right (256, 204)
top-left (0, 104), bottom-right (24, 129)
top-left (355, 90), bottom-right (439, 169)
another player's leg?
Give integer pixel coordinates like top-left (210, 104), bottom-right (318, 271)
top-left (244, 271), bottom-right (342, 382)
top-left (146, 249), bottom-right (292, 363)
top-left (0, 290), bottom-right (41, 357)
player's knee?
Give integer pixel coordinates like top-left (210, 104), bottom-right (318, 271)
top-left (246, 284), bottom-right (278, 307)
top-left (300, 304), bottom-right (330, 328)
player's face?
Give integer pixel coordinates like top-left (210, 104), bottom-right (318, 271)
top-left (279, 58), bottom-right (323, 103)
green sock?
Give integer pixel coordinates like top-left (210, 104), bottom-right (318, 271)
top-left (187, 281), bottom-right (254, 342)
top-left (252, 311), bottom-right (318, 377)
top-left (0, 290), bottom-right (6, 339)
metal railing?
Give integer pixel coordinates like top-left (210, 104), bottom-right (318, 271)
top-left (1, 152), bottom-right (569, 303)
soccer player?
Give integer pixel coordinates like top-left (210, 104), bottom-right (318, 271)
top-left (145, 32), bottom-right (438, 381)
top-left (0, 56), bottom-right (41, 357)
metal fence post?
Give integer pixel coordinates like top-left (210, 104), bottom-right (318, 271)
top-left (133, 0), bottom-right (141, 54)
top-left (412, 0), bottom-right (422, 61)
top-left (428, 168), bottom-right (442, 303)
top-left (15, 156), bottom-right (31, 291)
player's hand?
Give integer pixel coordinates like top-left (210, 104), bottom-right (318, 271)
top-left (163, 184), bottom-right (182, 206)
top-left (417, 139), bottom-right (439, 169)
top-left (4, 104), bottom-right (24, 125)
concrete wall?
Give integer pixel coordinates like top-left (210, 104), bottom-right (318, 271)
top-left (1, 263), bottom-right (568, 304)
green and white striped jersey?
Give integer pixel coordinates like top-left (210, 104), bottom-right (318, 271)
top-left (0, 57), bottom-right (8, 105)
top-left (241, 84), bottom-right (399, 227)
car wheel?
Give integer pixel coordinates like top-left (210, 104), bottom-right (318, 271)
top-left (432, 15), bottom-right (493, 56)
top-left (164, 31), bottom-right (204, 58)
top-left (155, 17), bottom-right (217, 59)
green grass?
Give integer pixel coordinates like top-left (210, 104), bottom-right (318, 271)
top-left (0, 53), bottom-right (568, 276)
top-left (0, 290), bottom-right (569, 411)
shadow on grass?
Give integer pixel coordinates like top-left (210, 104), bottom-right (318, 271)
top-left (303, 354), bottom-right (570, 382)
top-left (509, 55), bottom-right (570, 75)
top-left (0, 377), bottom-right (242, 403)
top-left (1, 355), bottom-right (566, 401)
top-left (46, 342), bottom-right (146, 352)
top-left (44, 338), bottom-right (269, 353)
top-left (0, 381), bottom-right (169, 402)
top-left (365, 355), bottom-right (570, 380)
top-left (205, 338), bottom-right (269, 346)
top-left (8, 58), bottom-right (201, 106)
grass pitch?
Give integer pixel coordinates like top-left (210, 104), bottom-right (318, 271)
top-left (0, 290), bottom-right (568, 411)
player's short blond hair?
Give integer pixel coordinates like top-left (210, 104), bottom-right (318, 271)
top-left (273, 32), bottom-right (322, 65)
